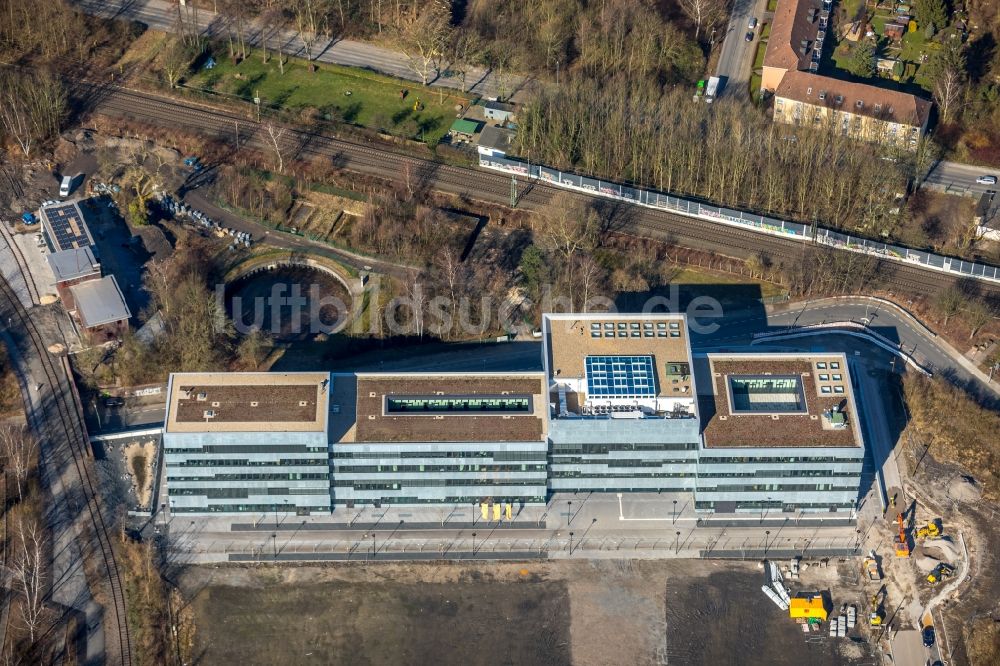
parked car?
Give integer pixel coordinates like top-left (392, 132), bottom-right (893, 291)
top-left (21, 212), bottom-right (37, 225)
top-left (976, 175), bottom-right (997, 185)
top-left (104, 396), bottom-right (126, 408)
top-left (745, 31), bottom-right (754, 41)
top-left (748, 17), bottom-right (758, 30)
top-left (922, 625), bottom-right (935, 648)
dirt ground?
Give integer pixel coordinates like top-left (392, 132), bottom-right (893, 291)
top-left (896, 432), bottom-right (1000, 665)
top-left (179, 558), bottom-right (877, 666)
top-left (123, 440), bottom-right (155, 509)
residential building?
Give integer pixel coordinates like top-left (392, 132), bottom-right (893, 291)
top-left (483, 100), bottom-right (516, 123)
top-left (773, 71), bottom-right (931, 148)
top-left (542, 313), bottom-right (701, 494)
top-left (477, 125), bottom-right (516, 159)
top-left (762, 0), bottom-right (931, 146)
top-left (693, 353), bottom-right (865, 513)
top-left (329, 372), bottom-right (549, 507)
top-left (761, 0), bottom-right (826, 90)
top-left (163, 372), bottom-right (333, 514)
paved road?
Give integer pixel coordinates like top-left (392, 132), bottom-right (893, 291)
top-left (75, 0), bottom-right (529, 101)
top-left (923, 159), bottom-right (999, 197)
top-left (715, 0), bottom-right (765, 98)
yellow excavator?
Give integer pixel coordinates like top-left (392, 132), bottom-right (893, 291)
top-left (870, 586), bottom-right (886, 626)
top-left (927, 563), bottom-right (955, 584)
top-left (915, 520), bottom-right (941, 539)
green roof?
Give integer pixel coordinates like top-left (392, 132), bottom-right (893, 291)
top-left (450, 118), bottom-right (481, 135)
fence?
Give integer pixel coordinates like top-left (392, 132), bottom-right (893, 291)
top-left (481, 155), bottom-right (1000, 285)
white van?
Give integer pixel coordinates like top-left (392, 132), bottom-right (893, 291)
top-left (59, 175), bottom-right (73, 197)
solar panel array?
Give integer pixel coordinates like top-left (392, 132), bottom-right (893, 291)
top-left (42, 203), bottom-right (92, 252)
top-left (585, 355), bottom-right (656, 398)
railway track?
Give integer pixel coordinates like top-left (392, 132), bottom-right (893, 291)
top-left (0, 273), bottom-right (132, 664)
top-left (90, 85), bottom-right (996, 298)
top-left (0, 224), bottom-right (40, 306)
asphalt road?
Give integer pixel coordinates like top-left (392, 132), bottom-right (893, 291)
top-left (715, 0), bottom-right (764, 98)
top-left (923, 159), bottom-right (999, 197)
top-left (75, 0), bottom-right (529, 101)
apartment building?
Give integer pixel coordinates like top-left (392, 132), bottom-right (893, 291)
top-left (773, 71), bottom-right (931, 148)
top-left (163, 372), bottom-right (333, 514)
top-left (162, 314), bottom-right (866, 516)
top-left (762, 0), bottom-right (931, 147)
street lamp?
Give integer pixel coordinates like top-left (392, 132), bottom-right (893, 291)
top-left (567, 500), bottom-right (573, 526)
top-left (764, 530), bottom-right (771, 556)
top-left (272, 532), bottom-right (277, 559)
top-left (672, 499), bottom-right (678, 525)
top-left (471, 532), bottom-right (477, 555)
top-left (675, 530), bottom-right (681, 554)
top-left (569, 531), bottom-right (575, 555)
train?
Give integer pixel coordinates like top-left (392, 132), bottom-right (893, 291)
top-left (478, 153), bottom-right (1000, 286)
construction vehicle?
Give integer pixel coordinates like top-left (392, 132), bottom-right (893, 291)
top-left (863, 550), bottom-right (882, 581)
top-left (927, 563), bottom-right (955, 584)
top-left (894, 513), bottom-right (910, 557)
top-left (916, 520), bottom-right (941, 539)
top-left (870, 587), bottom-right (886, 626)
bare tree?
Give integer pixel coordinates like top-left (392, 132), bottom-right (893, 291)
top-left (0, 69), bottom-right (66, 158)
top-left (932, 66), bottom-right (964, 124)
top-left (964, 299), bottom-right (996, 340)
top-left (933, 286), bottom-right (966, 326)
top-left (0, 426), bottom-right (37, 503)
top-left (399, 1), bottom-right (452, 85)
top-left (535, 192), bottom-right (599, 264)
top-left (13, 514), bottom-right (46, 643)
top-left (678, 0), bottom-right (723, 41)
top-left (295, 0), bottom-right (319, 64)
top-left (161, 38), bottom-right (190, 89)
top-left (264, 122), bottom-right (288, 174)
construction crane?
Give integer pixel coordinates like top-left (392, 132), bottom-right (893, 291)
top-left (927, 563), bottom-right (955, 584)
top-left (894, 513), bottom-right (910, 557)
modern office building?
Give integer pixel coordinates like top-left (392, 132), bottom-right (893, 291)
top-left (693, 353), bottom-right (866, 514)
top-left (542, 313), bottom-right (701, 494)
top-left (329, 372), bottom-right (549, 507)
top-left (162, 314), bottom-right (866, 515)
top-left (163, 372), bottom-right (333, 514)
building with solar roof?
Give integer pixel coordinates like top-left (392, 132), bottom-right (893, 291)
top-left (40, 201), bottom-right (103, 304)
top-left (162, 313), bottom-right (865, 515)
top-left (543, 313), bottom-right (702, 495)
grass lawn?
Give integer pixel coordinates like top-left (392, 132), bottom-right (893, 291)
top-left (750, 72), bottom-right (763, 98)
top-left (185, 47), bottom-right (468, 145)
top-left (760, 21), bottom-right (772, 41)
top-left (767, 0), bottom-right (777, 11)
top-left (669, 267), bottom-right (787, 300)
top-left (753, 42), bottom-right (767, 69)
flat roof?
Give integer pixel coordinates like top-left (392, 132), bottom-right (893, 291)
top-left (40, 201), bottom-right (93, 252)
top-left (478, 125), bottom-right (515, 152)
top-left (450, 118), bottom-right (481, 135)
top-left (332, 373), bottom-right (547, 443)
top-left (543, 314), bottom-right (697, 418)
top-left (47, 246), bottom-right (100, 282)
top-left (165, 372), bottom-right (330, 433)
top-left (69, 275), bottom-right (131, 328)
top-left (696, 353), bottom-right (863, 448)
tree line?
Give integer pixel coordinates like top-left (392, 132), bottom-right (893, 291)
top-left (516, 77), bottom-right (922, 239)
